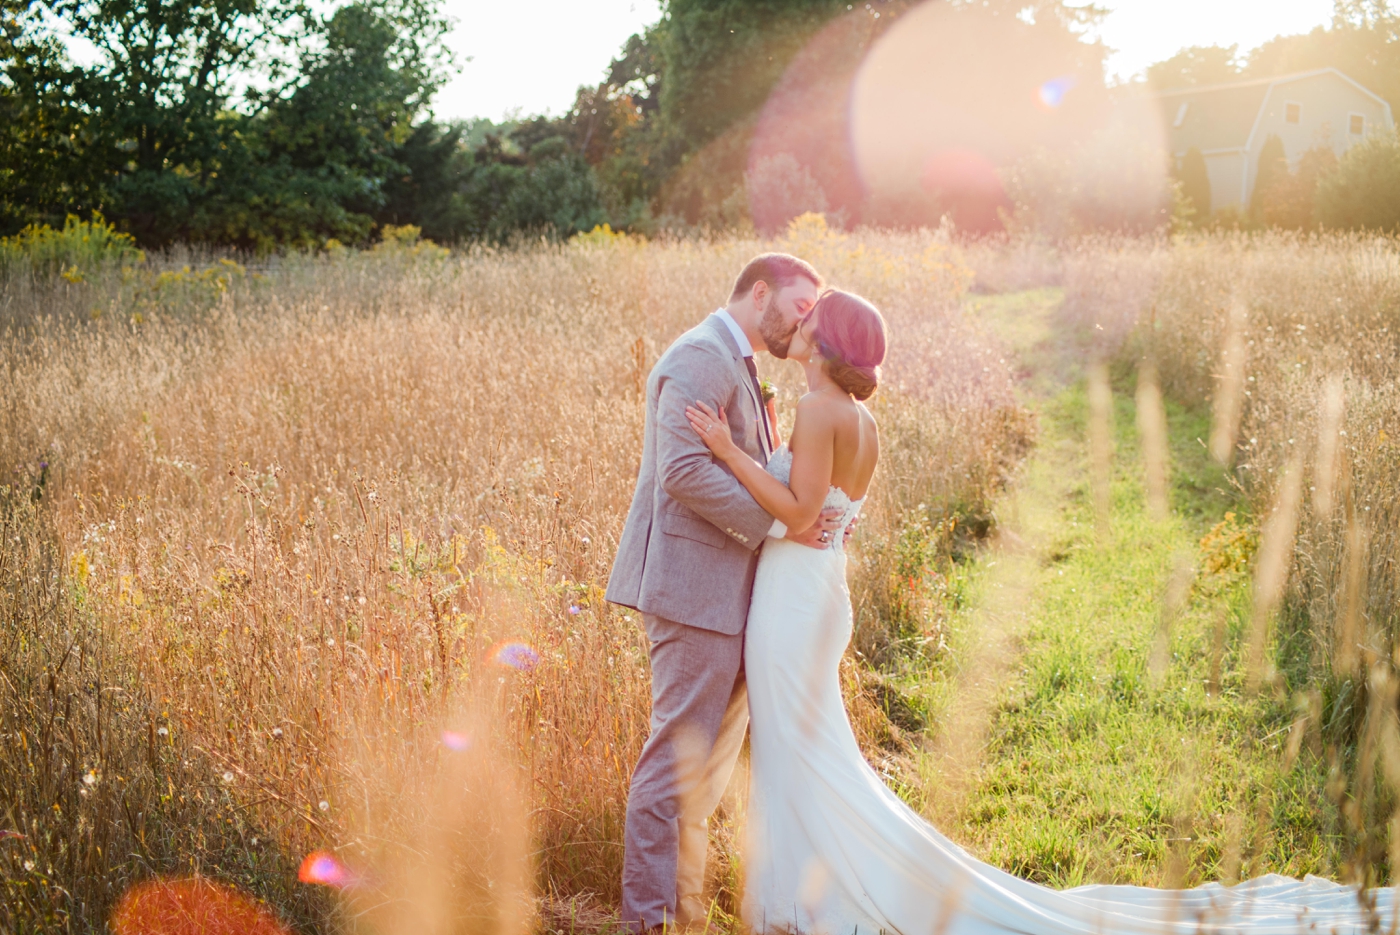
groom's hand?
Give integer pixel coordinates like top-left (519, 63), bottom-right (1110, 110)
top-left (843, 513), bottom-right (860, 546)
top-left (787, 508), bottom-right (844, 550)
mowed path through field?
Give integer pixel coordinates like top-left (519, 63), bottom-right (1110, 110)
top-left (893, 289), bottom-right (1345, 889)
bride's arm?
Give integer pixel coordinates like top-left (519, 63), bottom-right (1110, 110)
top-left (686, 396), bottom-right (834, 533)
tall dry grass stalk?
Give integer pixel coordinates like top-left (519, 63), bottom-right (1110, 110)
top-left (1086, 360), bottom-right (1113, 541)
top-left (1208, 299), bottom-right (1248, 467)
top-left (1134, 359), bottom-right (1170, 522)
top-left (1245, 452), bottom-right (1304, 692)
top-left (1312, 374), bottom-right (1346, 521)
top-left (0, 225), bottom-right (1029, 931)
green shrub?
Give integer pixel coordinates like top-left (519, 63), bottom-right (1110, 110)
top-left (1174, 147), bottom-right (1211, 221)
top-left (1249, 134), bottom-right (1287, 221)
top-left (0, 214), bottom-right (145, 278)
top-left (1317, 129), bottom-right (1400, 231)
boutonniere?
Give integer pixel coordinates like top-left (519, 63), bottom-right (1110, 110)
top-left (759, 379), bottom-right (776, 403)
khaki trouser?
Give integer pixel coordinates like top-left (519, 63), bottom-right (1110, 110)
top-left (621, 613), bottom-right (749, 930)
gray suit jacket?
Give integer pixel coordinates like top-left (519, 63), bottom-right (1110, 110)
top-left (605, 314), bottom-right (775, 634)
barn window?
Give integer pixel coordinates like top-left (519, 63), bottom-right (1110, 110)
top-left (1285, 102), bottom-right (1301, 124)
top-left (1173, 102), bottom-right (1189, 128)
top-left (1350, 113), bottom-right (1365, 135)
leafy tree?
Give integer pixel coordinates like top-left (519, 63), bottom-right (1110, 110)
top-left (1260, 144), bottom-right (1337, 229)
top-left (224, 0), bottom-right (453, 248)
top-left (42, 0), bottom-right (317, 242)
top-left (0, 0), bottom-right (453, 247)
top-left (747, 152), bottom-right (828, 234)
top-left (0, 1), bottom-right (100, 233)
top-left (1245, 2), bottom-right (1400, 113)
top-left (1145, 45), bottom-right (1241, 90)
top-left (377, 121), bottom-right (476, 243)
top-left (1004, 124), bottom-right (1174, 236)
top-left (658, 0), bottom-right (848, 149)
top-left (1317, 128), bottom-right (1400, 230)
top-left (1174, 147), bottom-right (1211, 220)
top-left (495, 147), bottom-right (608, 240)
top-left (1250, 135), bottom-right (1287, 222)
top-left (453, 135), bottom-right (606, 242)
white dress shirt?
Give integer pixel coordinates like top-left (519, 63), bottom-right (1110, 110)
top-left (713, 309), bottom-right (788, 540)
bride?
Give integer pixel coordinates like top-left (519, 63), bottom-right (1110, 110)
top-left (686, 289), bottom-right (1389, 935)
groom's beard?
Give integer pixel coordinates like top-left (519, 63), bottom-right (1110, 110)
top-left (758, 303), bottom-right (798, 359)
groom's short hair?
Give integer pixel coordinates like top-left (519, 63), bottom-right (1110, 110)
top-left (729, 253), bottom-right (822, 302)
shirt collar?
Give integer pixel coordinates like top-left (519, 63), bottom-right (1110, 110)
top-left (714, 308), bottom-right (755, 358)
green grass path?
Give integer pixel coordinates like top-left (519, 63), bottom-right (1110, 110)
top-left (895, 289), bottom-right (1344, 889)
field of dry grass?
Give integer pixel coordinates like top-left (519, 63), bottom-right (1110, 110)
top-left (7, 223), bottom-right (1400, 934)
top-left (0, 221), bottom-right (1028, 933)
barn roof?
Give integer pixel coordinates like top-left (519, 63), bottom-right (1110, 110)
top-left (1152, 68), bottom-right (1388, 155)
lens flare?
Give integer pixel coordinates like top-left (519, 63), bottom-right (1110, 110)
top-left (567, 604), bottom-right (582, 615)
top-left (490, 641), bottom-right (539, 672)
top-left (298, 851), bottom-right (355, 888)
top-left (441, 729), bottom-right (473, 752)
top-left (111, 876), bottom-right (290, 935)
top-left (1037, 75), bottom-right (1077, 109)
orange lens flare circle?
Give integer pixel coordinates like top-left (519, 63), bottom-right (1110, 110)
top-left (110, 877), bottom-right (290, 935)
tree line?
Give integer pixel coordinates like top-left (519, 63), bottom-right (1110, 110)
top-left (5, 0), bottom-right (1400, 249)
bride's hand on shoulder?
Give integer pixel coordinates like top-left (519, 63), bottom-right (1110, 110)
top-left (686, 401), bottom-right (738, 461)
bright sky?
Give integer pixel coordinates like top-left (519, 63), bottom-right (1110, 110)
top-left (431, 0), bottom-right (1339, 123)
top-left (1093, 0), bottom-right (1337, 84)
top-left (433, 0), bottom-right (663, 123)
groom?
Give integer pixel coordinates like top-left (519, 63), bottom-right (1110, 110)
top-left (606, 253), bottom-right (845, 932)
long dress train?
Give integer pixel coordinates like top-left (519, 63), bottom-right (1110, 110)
top-left (743, 446), bottom-right (1391, 935)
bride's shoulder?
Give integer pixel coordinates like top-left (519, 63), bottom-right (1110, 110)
top-left (794, 390), bottom-right (841, 420)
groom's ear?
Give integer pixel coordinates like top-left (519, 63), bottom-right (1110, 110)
top-left (751, 279), bottom-right (770, 309)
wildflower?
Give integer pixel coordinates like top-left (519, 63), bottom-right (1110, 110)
top-left (318, 800), bottom-right (330, 812)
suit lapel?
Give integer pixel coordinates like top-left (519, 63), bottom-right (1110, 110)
top-left (739, 362), bottom-right (769, 461)
top-left (705, 315), bottom-right (769, 462)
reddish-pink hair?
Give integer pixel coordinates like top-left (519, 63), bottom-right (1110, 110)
top-left (811, 290), bottom-right (887, 400)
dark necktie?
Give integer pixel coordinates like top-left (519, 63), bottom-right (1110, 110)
top-left (744, 355), bottom-right (772, 460)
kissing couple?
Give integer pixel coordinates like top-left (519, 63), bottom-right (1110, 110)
top-left (605, 254), bottom-right (1387, 935)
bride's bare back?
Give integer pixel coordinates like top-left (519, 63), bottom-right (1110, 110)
top-left (788, 388), bottom-right (879, 504)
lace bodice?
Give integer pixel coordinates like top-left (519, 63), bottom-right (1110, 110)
top-left (764, 445), bottom-right (864, 550)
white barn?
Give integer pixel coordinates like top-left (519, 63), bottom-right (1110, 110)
top-left (1155, 68), bottom-right (1394, 211)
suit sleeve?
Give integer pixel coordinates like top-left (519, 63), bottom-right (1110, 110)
top-left (655, 343), bottom-right (775, 551)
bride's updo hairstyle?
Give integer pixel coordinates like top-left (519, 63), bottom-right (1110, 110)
top-left (810, 290), bottom-right (887, 401)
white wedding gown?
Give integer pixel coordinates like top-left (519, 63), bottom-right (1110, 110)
top-left (743, 445), bottom-right (1392, 935)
